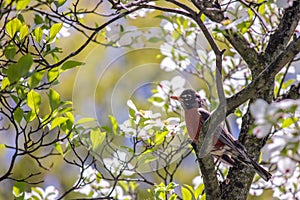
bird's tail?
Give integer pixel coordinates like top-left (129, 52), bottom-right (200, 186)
top-left (249, 157), bottom-right (272, 181)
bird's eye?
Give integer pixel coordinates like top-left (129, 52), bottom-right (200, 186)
top-left (181, 94), bottom-right (192, 100)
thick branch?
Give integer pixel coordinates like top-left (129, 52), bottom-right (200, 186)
top-left (265, 1), bottom-right (300, 62)
top-left (224, 31), bottom-right (262, 70)
top-left (226, 36), bottom-right (300, 115)
top-left (193, 13), bottom-right (227, 200)
top-left (193, 144), bottom-right (221, 200)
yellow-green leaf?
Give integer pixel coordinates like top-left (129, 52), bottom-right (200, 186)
top-left (29, 70), bottom-right (44, 88)
top-left (34, 27), bottom-right (43, 42)
top-left (109, 115), bottom-right (118, 134)
top-left (195, 183), bottom-right (204, 199)
top-left (48, 23), bottom-right (62, 43)
top-left (19, 24), bottom-right (29, 39)
top-left (90, 128), bottom-right (106, 150)
top-left (13, 182), bottom-right (25, 197)
top-left (143, 155), bottom-right (157, 164)
top-left (16, 0), bottom-right (31, 10)
top-left (181, 186), bottom-right (193, 200)
top-left (154, 131), bottom-right (168, 144)
top-left (6, 18), bottom-right (22, 38)
top-left (55, 142), bottom-right (64, 156)
top-left (47, 67), bottom-right (59, 82)
top-left (51, 117), bottom-right (69, 130)
top-left (282, 117), bottom-right (298, 128)
top-left (55, 0), bottom-right (67, 7)
top-left (65, 112), bottom-right (74, 124)
top-left (27, 90), bottom-right (41, 114)
top-left (76, 117), bottom-right (96, 125)
top-left (1, 77), bottom-right (10, 90)
top-left (61, 60), bottom-right (84, 71)
top-left (49, 88), bottom-right (61, 110)
top-left (169, 194), bottom-right (178, 200)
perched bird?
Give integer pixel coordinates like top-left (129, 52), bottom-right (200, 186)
top-left (171, 89), bottom-right (272, 181)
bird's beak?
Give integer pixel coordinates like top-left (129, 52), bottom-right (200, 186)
top-left (170, 95), bottom-right (182, 102)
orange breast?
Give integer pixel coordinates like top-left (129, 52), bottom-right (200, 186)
top-left (184, 108), bottom-right (202, 143)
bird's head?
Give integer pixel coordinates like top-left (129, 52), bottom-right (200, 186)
top-left (171, 89), bottom-right (201, 110)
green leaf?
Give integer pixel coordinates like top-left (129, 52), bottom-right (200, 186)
top-left (19, 24), bottom-right (29, 40)
top-left (16, 0), bottom-right (31, 10)
top-left (34, 27), bottom-right (43, 42)
top-left (181, 186), bottom-right (193, 200)
top-left (90, 128), bottom-right (106, 150)
top-left (18, 54), bottom-right (33, 77)
top-left (29, 70), bottom-right (44, 88)
top-left (61, 60), bottom-right (84, 71)
top-left (6, 18), bottom-right (22, 38)
top-left (7, 55), bottom-right (33, 82)
top-left (55, 142), bottom-right (64, 155)
top-left (1, 77), bottom-right (10, 90)
top-left (47, 67), bottom-right (59, 82)
top-left (4, 43), bottom-right (16, 59)
top-left (120, 145), bottom-right (134, 153)
top-left (143, 155), bottom-right (158, 164)
top-left (48, 23), bottom-right (62, 43)
top-left (148, 37), bottom-right (161, 43)
top-left (34, 14), bottom-right (43, 25)
top-left (148, 96), bottom-right (164, 103)
top-left (13, 182), bottom-right (25, 197)
top-left (27, 90), bottom-right (41, 114)
top-left (17, 14), bottom-right (25, 23)
top-left (51, 117), bottom-right (69, 130)
top-left (25, 110), bottom-right (34, 122)
top-left (49, 88), bottom-right (61, 110)
top-left (14, 108), bottom-right (24, 123)
top-left (7, 64), bottom-right (21, 83)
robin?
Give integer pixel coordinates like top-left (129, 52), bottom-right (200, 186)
top-left (171, 89), bottom-right (272, 181)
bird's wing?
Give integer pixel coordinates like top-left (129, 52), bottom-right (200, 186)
top-left (198, 108), bottom-right (250, 161)
top-left (197, 108), bottom-right (272, 181)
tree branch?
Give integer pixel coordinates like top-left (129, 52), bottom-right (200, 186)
top-left (224, 31), bottom-right (262, 72)
top-left (265, 1), bottom-right (300, 62)
top-left (226, 36), bottom-right (300, 115)
top-left (190, 0), bottom-right (224, 22)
